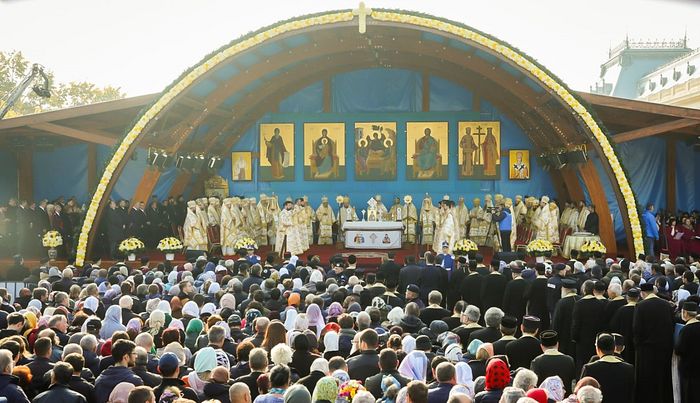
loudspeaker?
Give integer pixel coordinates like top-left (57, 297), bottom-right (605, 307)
top-left (565, 150), bottom-right (588, 164)
top-left (493, 251), bottom-right (525, 263)
top-left (184, 249), bottom-right (207, 261)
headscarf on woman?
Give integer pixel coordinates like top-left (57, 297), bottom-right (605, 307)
top-left (332, 369), bottom-right (350, 384)
top-left (540, 376), bottom-right (565, 402)
top-left (398, 350), bottom-right (428, 381)
top-left (126, 318), bottom-right (142, 334)
top-left (185, 319), bottom-right (203, 351)
top-left (101, 305), bottom-right (126, 339)
top-left (189, 346), bottom-right (216, 394)
top-left (283, 307), bottom-right (298, 331)
top-left (323, 331), bottom-right (339, 353)
top-left (245, 309), bottom-right (262, 333)
top-left (327, 302), bottom-right (343, 319)
top-left (401, 335), bottom-right (416, 354)
top-left (306, 304), bottom-right (325, 338)
top-left (387, 307), bottom-right (403, 326)
top-left (145, 298), bottom-right (160, 314)
top-left (311, 376), bottom-right (339, 402)
top-left (107, 382), bottom-right (135, 403)
top-left (83, 296), bottom-right (99, 314)
top-left (484, 358), bottom-right (510, 391)
top-left (219, 294), bottom-right (236, 311)
top-left (157, 300), bottom-right (172, 315)
top-left (455, 362), bottom-right (474, 393)
top-left (182, 301), bottom-right (199, 318)
top-left (284, 384), bottom-right (311, 403)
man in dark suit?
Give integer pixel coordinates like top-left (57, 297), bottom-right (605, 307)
top-left (460, 260), bottom-right (483, 310)
top-left (129, 201), bottom-right (147, 238)
top-left (106, 200), bottom-right (125, 258)
top-left (480, 260), bottom-right (508, 311)
top-left (525, 263), bottom-right (550, 331)
top-left (453, 305), bottom-right (483, 351)
top-left (571, 280), bottom-right (607, 374)
top-left (506, 316), bottom-right (542, 370)
top-left (233, 347), bottom-right (268, 400)
top-left (610, 287), bottom-right (639, 365)
top-left (502, 263), bottom-right (527, 322)
top-left (551, 278), bottom-right (580, 358)
top-left (530, 330), bottom-right (576, 395)
top-left (675, 301), bottom-right (700, 403)
top-left (27, 337), bottom-right (55, 397)
top-left (633, 282), bottom-right (675, 403)
top-left (581, 333), bottom-right (635, 403)
top-left (492, 315), bottom-right (518, 355)
top-left (365, 349), bottom-right (411, 399)
top-left (419, 253), bottom-right (447, 304)
top-left (419, 291), bottom-right (450, 326)
top-left (602, 282), bottom-right (626, 331)
top-left (546, 263), bottom-right (568, 316)
top-left (378, 252), bottom-right (402, 287)
top-left (469, 307), bottom-right (503, 344)
top-left (399, 255), bottom-right (422, 294)
top-left (427, 362), bottom-right (457, 403)
top-left (347, 329), bottom-right (380, 381)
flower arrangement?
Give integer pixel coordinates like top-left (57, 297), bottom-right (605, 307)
top-left (42, 231), bottom-right (63, 248)
top-left (157, 237), bottom-right (183, 254)
top-left (580, 239), bottom-right (606, 255)
top-left (526, 239), bottom-right (554, 256)
top-left (234, 237), bottom-right (258, 250)
top-left (453, 239), bottom-right (479, 256)
top-left (119, 237), bottom-right (145, 254)
top-left (337, 380), bottom-right (365, 402)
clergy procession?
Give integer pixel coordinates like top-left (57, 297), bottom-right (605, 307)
top-left (183, 193), bottom-right (600, 258)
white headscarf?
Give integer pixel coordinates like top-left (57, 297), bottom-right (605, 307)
top-left (306, 304), bottom-right (325, 339)
top-left (292, 278), bottom-right (303, 290)
top-left (284, 307), bottom-right (298, 331)
top-left (309, 269), bottom-right (324, 284)
top-left (167, 271), bottom-right (178, 285)
top-left (182, 301), bottom-right (200, 318)
top-left (157, 300), bottom-right (172, 315)
top-left (455, 361), bottom-right (474, 390)
top-left (83, 296), bottom-right (98, 313)
top-left (201, 303), bottom-right (216, 316)
top-left (402, 335), bottom-right (416, 354)
top-left (219, 294), bottom-right (236, 310)
top-left (323, 331), bottom-right (339, 352)
top-left (398, 350), bottom-right (428, 381)
top-left (388, 307), bottom-right (403, 326)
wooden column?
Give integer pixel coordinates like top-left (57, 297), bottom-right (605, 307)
top-left (168, 171), bottom-right (192, 197)
top-left (578, 160), bottom-right (617, 255)
top-left (87, 144), bottom-right (98, 192)
top-left (16, 149), bottom-right (33, 201)
top-left (666, 137), bottom-right (677, 214)
top-left (559, 167), bottom-right (586, 202)
top-left (131, 167), bottom-right (161, 205)
top-left (323, 77), bottom-right (332, 113)
top-left (422, 71), bottom-right (430, 112)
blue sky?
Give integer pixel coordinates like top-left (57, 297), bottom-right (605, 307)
top-left (1, 0), bottom-right (699, 96)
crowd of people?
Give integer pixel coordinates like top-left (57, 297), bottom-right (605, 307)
top-left (0, 246), bottom-right (698, 403)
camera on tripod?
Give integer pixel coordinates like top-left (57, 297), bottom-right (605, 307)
top-left (485, 206), bottom-right (500, 213)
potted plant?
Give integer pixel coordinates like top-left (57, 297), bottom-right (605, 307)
top-left (580, 239), bottom-right (606, 259)
top-left (157, 237), bottom-right (183, 261)
top-left (526, 239), bottom-right (554, 263)
top-left (119, 237), bottom-right (145, 261)
top-left (453, 238), bottom-right (479, 258)
top-left (42, 230), bottom-right (63, 260)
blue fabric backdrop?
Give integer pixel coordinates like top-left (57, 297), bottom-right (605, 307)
top-left (0, 151), bottom-right (17, 203)
top-left (33, 144), bottom-right (88, 202)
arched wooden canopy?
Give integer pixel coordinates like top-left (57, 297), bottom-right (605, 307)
top-left (74, 9), bottom-right (644, 265)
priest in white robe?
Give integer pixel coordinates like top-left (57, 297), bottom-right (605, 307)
top-left (402, 195), bottom-right (419, 244)
top-left (276, 199), bottom-right (303, 256)
top-left (184, 201), bottom-right (207, 251)
top-left (533, 196), bottom-right (551, 241)
top-left (337, 196), bottom-right (358, 243)
top-left (420, 195), bottom-right (436, 246)
top-left (315, 196), bottom-right (335, 245)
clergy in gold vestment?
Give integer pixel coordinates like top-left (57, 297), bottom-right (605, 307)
top-left (374, 195), bottom-right (389, 221)
top-left (276, 200), bottom-right (303, 256)
top-left (207, 197), bottom-right (221, 226)
top-left (195, 199), bottom-right (210, 242)
top-left (468, 198), bottom-right (485, 245)
top-left (315, 196), bottom-right (335, 245)
top-left (533, 196), bottom-right (551, 241)
top-left (433, 200), bottom-right (457, 253)
top-left (220, 198), bottom-right (234, 255)
top-left (388, 197), bottom-right (402, 221)
top-left (548, 202), bottom-right (560, 244)
top-left (337, 196), bottom-right (358, 243)
top-left (402, 195), bottom-right (418, 244)
top-left (559, 202), bottom-right (573, 230)
top-left (576, 202), bottom-right (590, 232)
top-left (420, 195), bottom-right (436, 245)
top-left (513, 195), bottom-right (528, 226)
top-left (454, 197), bottom-right (469, 239)
top-left (294, 200), bottom-right (310, 252)
top-left (302, 196), bottom-right (315, 245)
top-left (184, 201), bottom-right (207, 250)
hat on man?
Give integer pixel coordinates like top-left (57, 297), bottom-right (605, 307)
top-left (540, 330), bottom-right (558, 347)
top-left (511, 266), bottom-right (522, 274)
top-left (158, 352), bottom-right (180, 374)
top-left (683, 301), bottom-right (698, 313)
top-left (553, 263), bottom-right (567, 272)
top-left (522, 315), bottom-right (541, 328)
top-left (562, 278), bottom-right (578, 289)
top-left (627, 287), bottom-right (640, 298)
top-left (640, 283), bottom-right (654, 292)
top-left (501, 316), bottom-right (518, 329)
top-left (416, 335), bottom-right (432, 351)
top-left (227, 314), bottom-right (242, 326)
top-left (407, 284), bottom-right (420, 294)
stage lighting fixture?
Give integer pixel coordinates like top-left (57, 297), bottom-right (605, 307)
top-left (175, 154), bottom-right (185, 169)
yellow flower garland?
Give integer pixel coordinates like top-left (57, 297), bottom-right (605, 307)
top-left (74, 9), bottom-right (643, 265)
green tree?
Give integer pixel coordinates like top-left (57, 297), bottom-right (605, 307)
top-left (0, 50), bottom-right (125, 118)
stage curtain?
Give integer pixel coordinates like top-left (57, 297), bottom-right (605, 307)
top-left (675, 140), bottom-right (696, 212)
top-left (0, 150), bottom-right (18, 202)
top-left (33, 144), bottom-right (88, 203)
top-left (332, 68), bottom-right (422, 113)
top-left (617, 137), bottom-right (666, 213)
top-left (279, 81), bottom-right (323, 113)
top-left (429, 76), bottom-right (473, 111)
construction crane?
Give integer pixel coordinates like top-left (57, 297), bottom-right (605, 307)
top-left (0, 63), bottom-right (51, 119)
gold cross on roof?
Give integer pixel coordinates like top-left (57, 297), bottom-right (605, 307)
top-left (353, 2), bottom-right (373, 34)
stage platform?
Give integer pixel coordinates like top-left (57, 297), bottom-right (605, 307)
top-left (0, 243), bottom-right (575, 277)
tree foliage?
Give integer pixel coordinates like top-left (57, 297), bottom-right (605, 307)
top-left (0, 50), bottom-right (125, 118)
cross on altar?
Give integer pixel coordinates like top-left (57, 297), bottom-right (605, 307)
top-left (353, 2), bottom-right (373, 34)
top-left (473, 125), bottom-right (485, 164)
